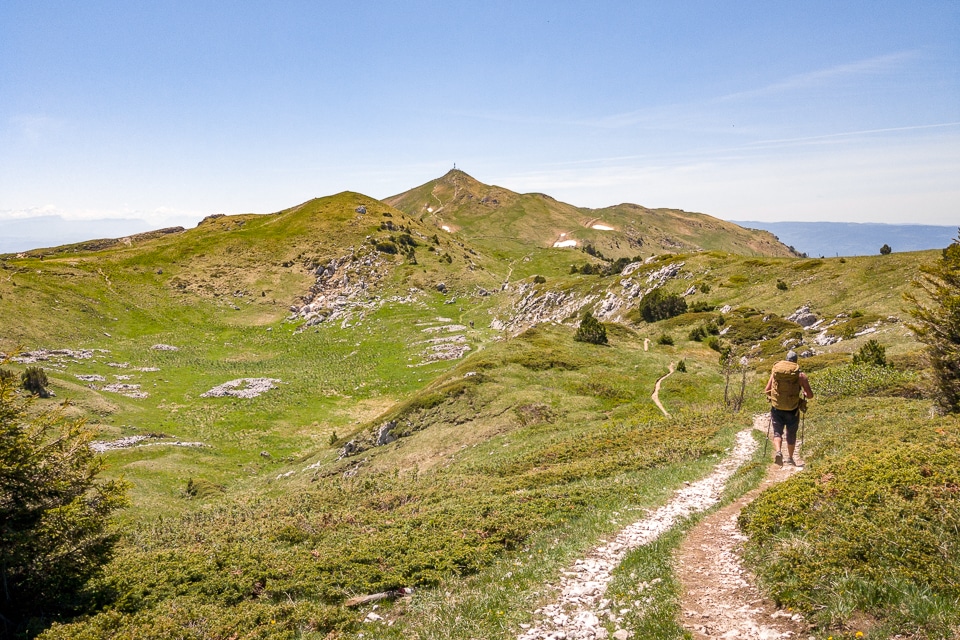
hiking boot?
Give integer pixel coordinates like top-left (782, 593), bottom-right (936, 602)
top-left (774, 451), bottom-right (783, 466)
top-left (786, 458), bottom-right (796, 466)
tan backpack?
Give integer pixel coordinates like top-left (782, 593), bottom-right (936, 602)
top-left (769, 361), bottom-right (801, 411)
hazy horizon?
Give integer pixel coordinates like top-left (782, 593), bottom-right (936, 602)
top-left (2, 2), bottom-right (957, 228)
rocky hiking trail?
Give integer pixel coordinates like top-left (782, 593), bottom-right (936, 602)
top-left (517, 415), bottom-right (808, 640)
top-left (677, 414), bottom-right (808, 640)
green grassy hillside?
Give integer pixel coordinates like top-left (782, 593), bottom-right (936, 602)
top-left (385, 170), bottom-right (799, 261)
top-left (0, 180), bottom-right (956, 639)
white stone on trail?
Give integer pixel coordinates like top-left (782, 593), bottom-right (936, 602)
top-left (200, 378), bottom-right (281, 398)
top-left (517, 429), bottom-right (757, 640)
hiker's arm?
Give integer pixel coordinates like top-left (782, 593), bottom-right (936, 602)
top-left (799, 372), bottom-right (814, 398)
top-left (764, 372), bottom-right (774, 394)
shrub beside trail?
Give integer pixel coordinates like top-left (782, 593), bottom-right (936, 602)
top-left (739, 394), bottom-right (960, 638)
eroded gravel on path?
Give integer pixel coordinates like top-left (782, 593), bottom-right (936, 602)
top-left (517, 428), bottom-right (758, 640)
top-left (676, 414), bottom-right (809, 640)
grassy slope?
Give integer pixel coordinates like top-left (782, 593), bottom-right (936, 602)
top-left (385, 169), bottom-right (799, 261)
top-left (0, 182), bottom-right (953, 638)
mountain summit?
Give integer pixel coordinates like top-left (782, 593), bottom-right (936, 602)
top-left (386, 170), bottom-right (799, 259)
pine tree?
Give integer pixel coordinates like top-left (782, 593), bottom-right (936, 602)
top-left (905, 230), bottom-right (960, 412)
top-left (852, 339), bottom-right (887, 367)
top-left (0, 367), bottom-right (128, 632)
top-left (574, 311), bottom-right (608, 345)
top-left (21, 365), bottom-right (50, 397)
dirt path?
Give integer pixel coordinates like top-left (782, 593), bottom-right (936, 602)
top-left (652, 363), bottom-right (675, 417)
top-left (517, 429), bottom-right (758, 640)
top-left (676, 414), bottom-right (809, 639)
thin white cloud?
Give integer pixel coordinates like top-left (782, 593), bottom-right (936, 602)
top-left (0, 205), bottom-right (62, 220)
top-left (589, 51), bottom-right (920, 130)
top-left (8, 115), bottom-right (65, 143)
top-left (500, 133), bottom-right (960, 225)
top-left (747, 122), bottom-right (960, 148)
top-left (717, 51), bottom-right (918, 103)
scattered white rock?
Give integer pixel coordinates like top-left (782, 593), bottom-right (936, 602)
top-left (517, 430), bottom-right (757, 640)
top-left (812, 330), bottom-right (841, 346)
top-left (90, 436), bottom-right (207, 453)
top-left (621, 262), bottom-right (643, 277)
top-left (75, 374), bottom-right (106, 382)
top-left (101, 383), bottom-right (148, 398)
top-left (786, 306), bottom-right (819, 327)
top-left (9, 349), bottom-right (97, 364)
top-left (200, 378), bottom-right (281, 398)
top-left (151, 344), bottom-right (179, 351)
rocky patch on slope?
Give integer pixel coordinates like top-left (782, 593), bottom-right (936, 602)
top-left (412, 318), bottom-right (472, 364)
top-left (90, 435), bottom-right (207, 453)
top-left (289, 249), bottom-right (429, 331)
top-left (200, 378), bottom-right (281, 399)
top-left (490, 259), bottom-right (687, 333)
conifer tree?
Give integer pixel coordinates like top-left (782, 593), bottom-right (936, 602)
top-left (0, 366), bottom-right (128, 633)
top-left (574, 311), bottom-right (607, 345)
top-left (906, 230), bottom-right (960, 413)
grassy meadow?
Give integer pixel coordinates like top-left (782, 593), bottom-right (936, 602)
top-left (0, 187), bottom-right (956, 639)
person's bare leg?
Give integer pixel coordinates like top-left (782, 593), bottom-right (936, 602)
top-left (773, 435), bottom-right (783, 464)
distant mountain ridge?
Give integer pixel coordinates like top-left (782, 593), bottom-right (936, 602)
top-left (731, 220), bottom-right (957, 258)
top-left (387, 170), bottom-right (799, 259)
top-left (5, 170), bottom-right (799, 260)
top-left (0, 215), bottom-right (156, 253)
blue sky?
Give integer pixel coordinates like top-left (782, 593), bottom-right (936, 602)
top-left (1, 1), bottom-right (958, 228)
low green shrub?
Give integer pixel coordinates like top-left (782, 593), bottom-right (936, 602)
top-left (812, 364), bottom-right (918, 399)
top-left (638, 289), bottom-right (687, 323)
top-left (740, 439), bottom-right (960, 635)
top-left (852, 339), bottom-right (887, 367)
top-left (21, 366), bottom-right (49, 397)
top-left (657, 333), bottom-right (674, 346)
top-left (574, 312), bottom-right (608, 345)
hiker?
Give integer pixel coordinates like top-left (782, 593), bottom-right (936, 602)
top-left (764, 350), bottom-right (813, 466)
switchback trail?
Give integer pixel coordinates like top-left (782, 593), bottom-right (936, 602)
top-left (517, 428), bottom-right (758, 640)
top-left (676, 414), bottom-right (809, 639)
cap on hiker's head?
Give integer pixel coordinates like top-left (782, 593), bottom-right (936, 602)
top-left (786, 350), bottom-right (798, 362)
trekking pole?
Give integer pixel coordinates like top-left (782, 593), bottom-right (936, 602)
top-left (763, 414), bottom-right (771, 459)
top-left (799, 410), bottom-right (806, 456)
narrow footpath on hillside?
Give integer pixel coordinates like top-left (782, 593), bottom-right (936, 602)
top-left (677, 414), bottom-right (809, 639)
top-left (517, 428), bottom-right (757, 640)
top-left (517, 415), bottom-right (811, 640)
top-left (651, 363), bottom-right (675, 417)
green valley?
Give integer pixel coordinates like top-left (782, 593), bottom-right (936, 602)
top-left (0, 172), bottom-right (956, 640)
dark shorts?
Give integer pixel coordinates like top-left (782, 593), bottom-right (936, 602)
top-left (771, 407), bottom-right (800, 445)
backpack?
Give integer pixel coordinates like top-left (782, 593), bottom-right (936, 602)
top-left (769, 361), bottom-right (801, 411)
